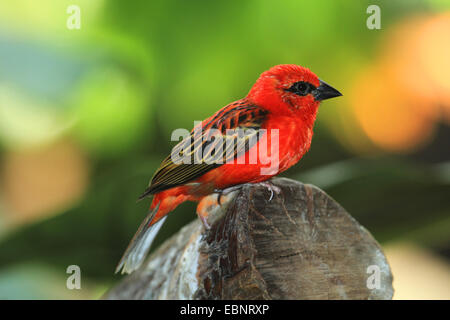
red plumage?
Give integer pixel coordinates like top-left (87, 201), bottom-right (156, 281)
top-left (116, 64), bottom-right (342, 274)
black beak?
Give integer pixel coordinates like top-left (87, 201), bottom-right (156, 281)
top-left (313, 79), bottom-right (342, 101)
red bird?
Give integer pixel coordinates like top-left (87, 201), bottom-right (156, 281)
top-left (116, 64), bottom-right (342, 274)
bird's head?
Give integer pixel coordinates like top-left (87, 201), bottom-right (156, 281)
top-left (247, 64), bottom-right (342, 116)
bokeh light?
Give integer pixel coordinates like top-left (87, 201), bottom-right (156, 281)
top-left (350, 12), bottom-right (450, 153)
top-left (0, 0), bottom-right (448, 300)
top-left (1, 140), bottom-right (89, 225)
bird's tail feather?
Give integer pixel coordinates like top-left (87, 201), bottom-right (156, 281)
top-left (115, 204), bottom-right (167, 274)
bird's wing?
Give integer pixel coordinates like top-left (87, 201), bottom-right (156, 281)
top-left (138, 100), bottom-right (268, 199)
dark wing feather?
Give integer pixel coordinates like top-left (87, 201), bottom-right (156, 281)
top-left (138, 101), bottom-right (268, 199)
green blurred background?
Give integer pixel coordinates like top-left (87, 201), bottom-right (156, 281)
top-left (0, 0), bottom-right (449, 299)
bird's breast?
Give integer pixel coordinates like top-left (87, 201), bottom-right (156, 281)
top-left (267, 115), bottom-right (313, 173)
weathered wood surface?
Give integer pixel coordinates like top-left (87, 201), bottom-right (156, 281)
top-left (104, 178), bottom-right (393, 300)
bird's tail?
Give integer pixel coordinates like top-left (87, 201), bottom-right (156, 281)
top-left (115, 203), bottom-right (167, 274)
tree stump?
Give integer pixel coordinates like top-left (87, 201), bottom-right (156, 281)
top-left (104, 178), bottom-right (393, 300)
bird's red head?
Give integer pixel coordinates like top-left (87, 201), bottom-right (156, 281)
top-left (247, 64), bottom-right (342, 117)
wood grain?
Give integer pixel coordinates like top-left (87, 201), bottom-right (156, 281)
top-left (104, 178), bottom-right (393, 300)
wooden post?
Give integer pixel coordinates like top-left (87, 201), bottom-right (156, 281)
top-left (104, 178), bottom-right (393, 300)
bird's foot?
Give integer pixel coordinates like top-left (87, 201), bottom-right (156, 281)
top-left (215, 181), bottom-right (281, 203)
top-left (196, 193), bottom-right (221, 230)
top-left (214, 183), bottom-right (252, 205)
top-left (199, 215), bottom-right (211, 230)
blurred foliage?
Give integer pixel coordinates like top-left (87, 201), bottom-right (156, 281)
top-left (0, 0), bottom-right (449, 298)
top-left (0, 157), bottom-right (197, 283)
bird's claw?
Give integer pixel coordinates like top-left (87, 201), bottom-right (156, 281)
top-left (259, 181), bottom-right (281, 202)
top-left (200, 215), bottom-right (211, 230)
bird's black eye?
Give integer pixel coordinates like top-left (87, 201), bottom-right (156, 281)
top-left (285, 81), bottom-right (315, 96)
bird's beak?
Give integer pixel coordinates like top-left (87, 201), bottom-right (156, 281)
top-left (313, 79), bottom-right (342, 101)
